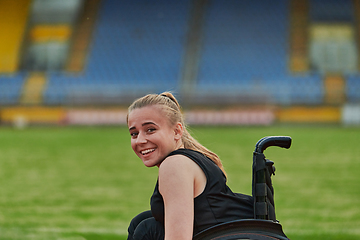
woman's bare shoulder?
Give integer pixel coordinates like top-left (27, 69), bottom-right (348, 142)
top-left (159, 153), bottom-right (199, 174)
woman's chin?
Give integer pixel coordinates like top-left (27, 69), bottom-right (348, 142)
top-left (142, 160), bottom-right (157, 168)
top-left (141, 156), bottom-right (158, 167)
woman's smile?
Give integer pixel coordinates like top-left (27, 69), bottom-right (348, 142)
top-left (140, 148), bottom-right (156, 156)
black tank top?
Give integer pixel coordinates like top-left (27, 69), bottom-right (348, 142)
top-left (150, 149), bottom-right (254, 234)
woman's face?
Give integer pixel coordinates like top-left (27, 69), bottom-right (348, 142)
top-left (127, 105), bottom-right (183, 167)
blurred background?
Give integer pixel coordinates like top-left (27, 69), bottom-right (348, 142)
top-left (1, 1), bottom-right (360, 239)
top-left (0, 0), bottom-right (360, 127)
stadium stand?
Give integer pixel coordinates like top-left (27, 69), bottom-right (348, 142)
top-left (346, 74), bottom-right (360, 103)
top-left (308, 0), bottom-right (355, 105)
top-left (196, 0), bottom-right (323, 105)
top-left (309, 0), bottom-right (354, 22)
top-left (44, 0), bottom-right (192, 105)
top-left (0, 74), bottom-right (25, 105)
top-left (0, 0), bottom-right (30, 74)
top-left (0, 0), bottom-right (359, 108)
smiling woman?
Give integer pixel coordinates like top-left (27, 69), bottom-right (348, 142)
top-left (128, 105), bottom-right (184, 168)
top-left (125, 92), bottom-right (254, 240)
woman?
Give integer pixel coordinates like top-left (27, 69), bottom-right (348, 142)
top-left (127, 92), bottom-right (253, 240)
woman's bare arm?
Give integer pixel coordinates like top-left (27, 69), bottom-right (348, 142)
top-left (158, 155), bottom-right (203, 240)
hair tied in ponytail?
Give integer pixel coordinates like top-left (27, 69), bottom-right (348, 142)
top-left (159, 92), bottom-right (180, 109)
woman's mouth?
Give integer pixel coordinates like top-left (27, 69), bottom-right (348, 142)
top-left (140, 148), bottom-right (156, 156)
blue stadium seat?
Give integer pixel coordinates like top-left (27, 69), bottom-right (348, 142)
top-left (0, 74), bottom-right (25, 105)
top-left (346, 75), bottom-right (360, 103)
top-left (287, 74), bottom-right (324, 105)
top-left (309, 0), bottom-right (354, 22)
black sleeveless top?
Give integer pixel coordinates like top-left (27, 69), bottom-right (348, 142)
top-left (150, 149), bottom-right (254, 234)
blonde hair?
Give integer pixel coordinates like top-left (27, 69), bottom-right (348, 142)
top-left (127, 92), bottom-right (227, 176)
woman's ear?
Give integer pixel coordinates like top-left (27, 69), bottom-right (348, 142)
top-left (174, 122), bottom-right (183, 141)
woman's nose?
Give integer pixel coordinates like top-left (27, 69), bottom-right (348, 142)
top-left (136, 132), bottom-right (147, 144)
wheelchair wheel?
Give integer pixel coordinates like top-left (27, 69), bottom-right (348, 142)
top-left (193, 219), bottom-right (290, 240)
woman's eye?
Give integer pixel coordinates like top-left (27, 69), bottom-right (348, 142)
top-left (130, 132), bottom-right (138, 138)
top-left (147, 128), bottom-right (156, 133)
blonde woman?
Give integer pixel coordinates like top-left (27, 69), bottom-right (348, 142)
top-left (127, 93), bottom-right (253, 240)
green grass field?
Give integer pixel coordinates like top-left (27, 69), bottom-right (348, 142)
top-left (0, 125), bottom-right (359, 240)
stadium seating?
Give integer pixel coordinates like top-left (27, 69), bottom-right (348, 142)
top-left (346, 74), bottom-right (360, 103)
top-left (309, 0), bottom-right (354, 22)
top-left (44, 0), bottom-right (191, 105)
top-left (0, 0), bottom-right (359, 106)
top-left (0, 74), bottom-right (25, 105)
top-left (196, 0), bottom-right (324, 104)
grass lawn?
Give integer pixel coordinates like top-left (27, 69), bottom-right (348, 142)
top-left (0, 125), bottom-right (359, 239)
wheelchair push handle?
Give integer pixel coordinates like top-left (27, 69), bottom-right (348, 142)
top-left (255, 136), bottom-right (292, 153)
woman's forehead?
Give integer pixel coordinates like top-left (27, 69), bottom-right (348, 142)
top-left (128, 105), bottom-right (165, 126)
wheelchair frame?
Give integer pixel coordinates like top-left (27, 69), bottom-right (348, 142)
top-left (194, 136), bottom-right (292, 240)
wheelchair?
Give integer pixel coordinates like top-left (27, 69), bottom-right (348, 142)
top-left (194, 136), bottom-right (292, 240)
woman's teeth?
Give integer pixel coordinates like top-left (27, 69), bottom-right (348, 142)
top-left (141, 149), bottom-right (155, 155)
